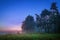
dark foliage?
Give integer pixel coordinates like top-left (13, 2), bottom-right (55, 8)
top-left (22, 2), bottom-right (60, 33)
top-left (22, 15), bottom-right (35, 33)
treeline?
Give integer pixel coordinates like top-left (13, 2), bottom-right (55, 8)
top-left (22, 2), bottom-right (60, 33)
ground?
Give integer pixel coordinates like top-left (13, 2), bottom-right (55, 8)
top-left (0, 33), bottom-right (60, 40)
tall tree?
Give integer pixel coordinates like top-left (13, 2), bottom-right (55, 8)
top-left (41, 9), bottom-right (51, 33)
top-left (22, 15), bottom-right (35, 33)
top-left (35, 14), bottom-right (42, 32)
top-left (35, 9), bottom-right (50, 33)
top-left (50, 2), bottom-right (60, 33)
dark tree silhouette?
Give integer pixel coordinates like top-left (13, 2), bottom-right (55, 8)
top-left (41, 9), bottom-right (51, 33)
top-left (50, 2), bottom-right (60, 33)
top-left (22, 15), bottom-right (35, 33)
top-left (35, 9), bottom-right (51, 33)
top-left (35, 14), bottom-right (42, 32)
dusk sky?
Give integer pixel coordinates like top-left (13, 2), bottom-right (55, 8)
top-left (0, 0), bottom-right (60, 31)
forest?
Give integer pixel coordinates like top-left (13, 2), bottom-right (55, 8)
top-left (22, 2), bottom-right (60, 33)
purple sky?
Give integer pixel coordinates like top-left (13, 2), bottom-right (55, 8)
top-left (0, 0), bottom-right (60, 30)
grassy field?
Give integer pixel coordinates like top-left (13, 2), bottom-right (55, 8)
top-left (0, 33), bottom-right (60, 40)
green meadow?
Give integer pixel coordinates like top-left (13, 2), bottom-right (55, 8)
top-left (0, 34), bottom-right (60, 40)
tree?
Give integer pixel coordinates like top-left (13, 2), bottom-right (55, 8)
top-left (35, 14), bottom-right (42, 32)
top-left (22, 15), bottom-right (35, 33)
top-left (50, 2), bottom-right (60, 33)
top-left (35, 9), bottom-right (51, 33)
top-left (41, 9), bottom-right (51, 33)
top-left (35, 14), bottom-right (41, 27)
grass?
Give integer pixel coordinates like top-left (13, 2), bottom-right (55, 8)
top-left (0, 33), bottom-right (60, 40)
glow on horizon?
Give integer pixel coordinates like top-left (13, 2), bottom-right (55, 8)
top-left (0, 25), bottom-right (22, 31)
top-left (10, 26), bottom-right (22, 31)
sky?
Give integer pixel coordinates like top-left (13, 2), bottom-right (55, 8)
top-left (0, 0), bottom-right (60, 31)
